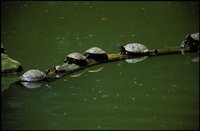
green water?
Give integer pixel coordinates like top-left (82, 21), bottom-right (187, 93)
top-left (1, 1), bottom-right (199, 130)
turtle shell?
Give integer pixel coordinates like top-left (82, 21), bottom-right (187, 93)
top-left (67, 52), bottom-right (86, 60)
top-left (190, 32), bottom-right (199, 41)
top-left (85, 47), bottom-right (106, 54)
top-left (19, 69), bottom-right (46, 82)
top-left (124, 43), bottom-right (149, 53)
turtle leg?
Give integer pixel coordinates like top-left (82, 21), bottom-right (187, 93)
top-left (180, 40), bottom-right (186, 48)
top-left (180, 40), bottom-right (187, 55)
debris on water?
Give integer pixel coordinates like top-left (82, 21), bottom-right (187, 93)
top-left (60, 16), bottom-right (64, 19)
top-left (131, 97), bottom-right (135, 101)
top-left (93, 97), bottom-right (97, 100)
top-left (100, 17), bottom-right (108, 20)
top-left (138, 83), bottom-right (143, 86)
top-left (117, 62), bottom-right (122, 66)
top-left (83, 98), bottom-right (88, 101)
top-left (131, 34), bottom-right (135, 37)
top-left (146, 94), bottom-right (149, 97)
top-left (88, 34), bottom-right (93, 37)
top-left (63, 112), bottom-right (67, 116)
top-left (72, 93), bottom-right (76, 96)
top-left (172, 84), bottom-right (176, 87)
top-left (113, 106), bottom-right (119, 109)
top-left (97, 125), bottom-right (102, 129)
top-left (96, 79), bottom-right (100, 82)
top-left (63, 79), bottom-right (68, 81)
top-left (98, 90), bottom-right (102, 93)
top-left (101, 94), bottom-right (109, 98)
top-left (153, 115), bottom-right (157, 119)
top-left (134, 81), bottom-right (137, 84)
top-left (70, 86), bottom-right (74, 89)
top-left (116, 93), bottom-right (120, 97)
top-left (162, 96), bottom-right (167, 99)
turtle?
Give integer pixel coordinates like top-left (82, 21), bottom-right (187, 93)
top-left (180, 32), bottom-right (199, 53)
top-left (83, 47), bottom-right (108, 62)
top-left (19, 69), bottom-right (50, 82)
top-left (117, 43), bottom-right (157, 58)
top-left (64, 52), bottom-right (88, 66)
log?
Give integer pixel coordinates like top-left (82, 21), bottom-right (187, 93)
top-left (44, 46), bottom-right (193, 81)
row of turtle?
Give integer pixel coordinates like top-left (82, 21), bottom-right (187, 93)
top-left (19, 32), bottom-right (199, 82)
top-left (19, 43), bottom-right (156, 82)
top-left (61, 43), bottom-right (157, 67)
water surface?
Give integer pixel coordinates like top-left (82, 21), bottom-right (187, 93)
top-left (1, 1), bottom-right (199, 130)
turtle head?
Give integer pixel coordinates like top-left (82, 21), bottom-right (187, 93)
top-left (64, 57), bottom-right (69, 63)
top-left (83, 52), bottom-right (90, 58)
top-left (44, 68), bottom-right (50, 75)
top-left (117, 44), bottom-right (126, 55)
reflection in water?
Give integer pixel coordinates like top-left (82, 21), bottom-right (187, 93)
top-left (70, 71), bottom-right (85, 78)
top-left (88, 67), bottom-right (104, 73)
top-left (20, 81), bottom-right (47, 89)
top-left (125, 56), bottom-right (148, 64)
top-left (191, 57), bottom-right (199, 62)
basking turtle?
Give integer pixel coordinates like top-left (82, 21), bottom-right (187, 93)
top-left (64, 52), bottom-right (88, 66)
top-left (83, 47), bottom-right (108, 62)
top-left (19, 69), bottom-right (50, 82)
top-left (117, 43), bottom-right (157, 58)
top-left (180, 32), bottom-right (199, 53)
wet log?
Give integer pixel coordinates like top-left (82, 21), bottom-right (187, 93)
top-left (44, 46), bottom-right (192, 80)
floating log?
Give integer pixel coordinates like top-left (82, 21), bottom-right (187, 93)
top-left (44, 46), bottom-right (192, 81)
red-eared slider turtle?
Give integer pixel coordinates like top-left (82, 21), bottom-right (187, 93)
top-left (117, 43), bottom-right (157, 58)
top-left (64, 52), bottom-right (88, 66)
top-left (19, 69), bottom-right (50, 82)
top-left (180, 32), bottom-right (199, 53)
top-left (83, 47), bottom-right (108, 62)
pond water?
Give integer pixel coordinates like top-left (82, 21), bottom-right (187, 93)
top-left (1, 1), bottom-right (199, 130)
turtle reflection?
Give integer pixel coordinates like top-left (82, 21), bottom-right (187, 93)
top-left (125, 56), bottom-right (148, 64)
top-left (21, 81), bottom-right (47, 89)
